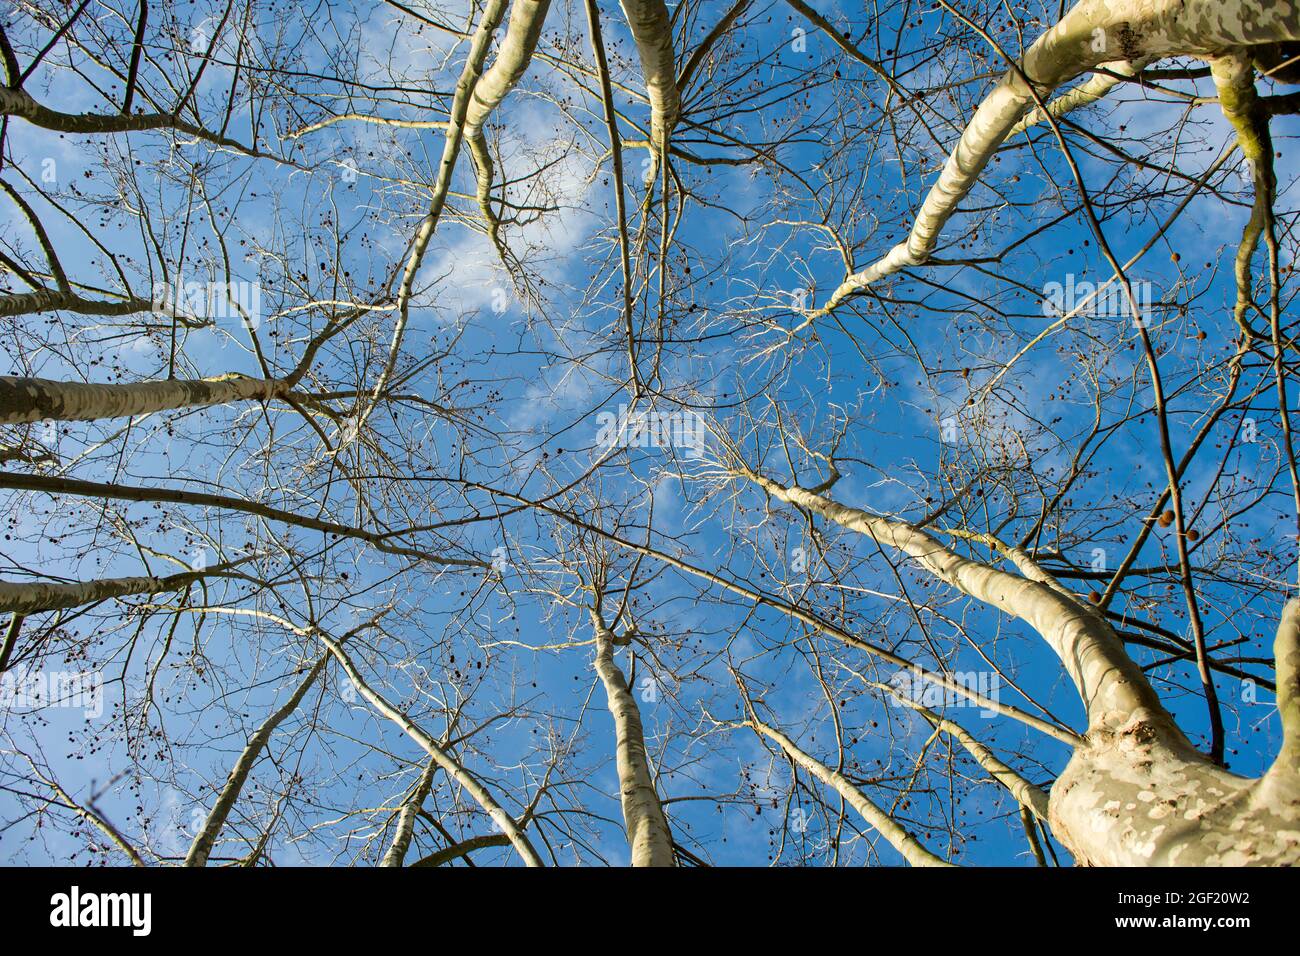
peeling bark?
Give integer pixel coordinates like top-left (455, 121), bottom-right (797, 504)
top-left (747, 469), bottom-right (1300, 865)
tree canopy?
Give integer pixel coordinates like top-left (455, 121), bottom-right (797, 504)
top-left (1, 0), bottom-right (1299, 867)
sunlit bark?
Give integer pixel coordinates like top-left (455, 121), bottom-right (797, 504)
top-left (742, 467), bottom-right (1300, 865)
top-left (747, 716), bottom-right (954, 866)
top-left (0, 87), bottom-right (260, 154)
top-left (380, 759), bottom-right (439, 867)
top-left (814, 0), bottom-right (1300, 315)
top-left (184, 655), bottom-right (329, 867)
top-left (0, 374), bottom-right (286, 425)
top-left (619, 0), bottom-right (680, 148)
top-left (359, 0), bottom-right (510, 434)
top-left (465, 0), bottom-right (552, 256)
top-left (7, 0), bottom-right (1300, 871)
top-left (0, 568), bottom-right (212, 614)
top-left (318, 633), bottom-right (544, 867)
top-left (590, 608), bottom-right (674, 866)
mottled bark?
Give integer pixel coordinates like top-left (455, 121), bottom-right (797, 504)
top-left (1054, 601), bottom-right (1300, 866)
top-left (1210, 54), bottom-right (1276, 333)
top-left (590, 609), bottom-right (674, 866)
top-left (184, 655), bottom-right (329, 867)
top-left (747, 469), bottom-right (1300, 865)
top-left (1050, 708), bottom-right (1300, 865)
top-left (1272, 600), bottom-right (1300, 772)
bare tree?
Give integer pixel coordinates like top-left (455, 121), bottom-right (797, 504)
top-left (2, 0), bottom-right (1300, 868)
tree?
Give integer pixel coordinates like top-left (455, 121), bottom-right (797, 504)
top-left (1, 0), bottom-right (1299, 867)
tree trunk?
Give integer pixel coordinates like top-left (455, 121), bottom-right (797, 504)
top-left (747, 469), bottom-right (1300, 865)
top-left (1052, 600), bottom-right (1300, 865)
top-left (0, 569), bottom-right (210, 614)
top-left (590, 610), bottom-right (675, 866)
top-left (464, 0), bottom-right (552, 253)
top-left (618, 0), bottom-right (680, 148)
top-left (380, 759), bottom-right (439, 867)
top-left (184, 654), bottom-right (329, 866)
top-left (319, 632), bottom-right (545, 867)
top-left (816, 0), bottom-right (1300, 314)
top-left (0, 374), bottom-right (285, 424)
top-left (748, 716), bottom-right (954, 866)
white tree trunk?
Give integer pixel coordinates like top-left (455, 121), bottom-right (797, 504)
top-left (746, 469), bottom-right (1300, 865)
top-left (319, 632), bottom-right (545, 867)
top-left (0, 289), bottom-right (154, 318)
top-left (380, 759), bottom-right (439, 867)
top-left (1007, 59), bottom-right (1147, 136)
top-left (464, 0), bottom-right (552, 252)
top-left (816, 0), bottom-right (1300, 314)
top-left (884, 690), bottom-right (1051, 821)
top-left (618, 0), bottom-right (680, 148)
top-left (184, 655), bottom-right (329, 866)
top-left (359, 0), bottom-right (510, 433)
top-left (590, 610), bottom-right (675, 866)
top-left (748, 717), bottom-right (954, 866)
top-left (0, 569), bottom-right (210, 614)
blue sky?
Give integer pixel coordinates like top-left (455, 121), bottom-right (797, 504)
top-left (1, 0), bottom-right (1297, 866)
